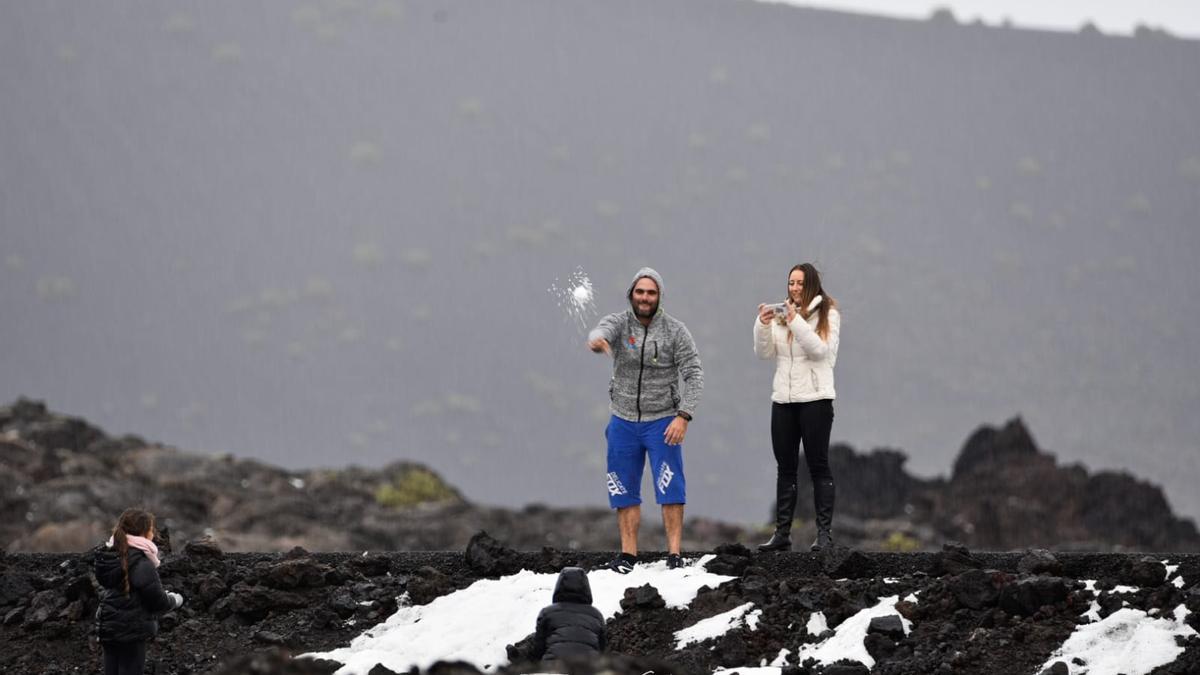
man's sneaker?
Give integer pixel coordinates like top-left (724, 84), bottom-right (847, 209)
top-left (666, 554), bottom-right (684, 569)
top-left (607, 553), bottom-right (637, 574)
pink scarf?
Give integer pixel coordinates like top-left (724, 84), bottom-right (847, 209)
top-left (107, 534), bottom-right (161, 568)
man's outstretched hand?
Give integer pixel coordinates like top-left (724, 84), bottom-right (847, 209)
top-left (588, 338), bottom-right (612, 355)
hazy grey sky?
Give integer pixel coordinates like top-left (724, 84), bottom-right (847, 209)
top-left (3, 0), bottom-right (1198, 527)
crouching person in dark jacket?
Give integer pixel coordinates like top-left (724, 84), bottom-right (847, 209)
top-left (94, 508), bottom-right (184, 675)
top-left (530, 567), bottom-right (606, 667)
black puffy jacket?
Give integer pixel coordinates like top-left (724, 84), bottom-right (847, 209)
top-left (531, 567), bottom-right (606, 662)
top-left (94, 546), bottom-right (177, 643)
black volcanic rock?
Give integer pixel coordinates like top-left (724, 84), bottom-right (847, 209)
top-left (185, 536), bottom-right (224, 558)
top-left (263, 558), bottom-right (330, 589)
top-left (819, 546), bottom-right (876, 578)
top-left (864, 630), bottom-right (897, 662)
top-left (349, 554), bottom-right (393, 577)
top-left (821, 661), bottom-right (871, 675)
top-left (932, 419), bottom-right (1200, 551)
top-left (1126, 556), bottom-right (1167, 587)
top-left (5, 401), bottom-right (1200, 556)
top-left (408, 566), bottom-right (455, 605)
top-left (620, 584), bottom-right (666, 611)
top-left (868, 615), bottom-right (906, 640)
top-left (1017, 549), bottom-right (1062, 576)
top-left (226, 582), bottom-right (309, 618)
top-left (948, 569), bottom-right (1000, 610)
top-left (4, 549), bottom-right (1200, 674)
top-left (825, 446), bottom-right (921, 520)
top-left (211, 650), bottom-right (340, 675)
top-left (0, 574), bottom-right (34, 609)
top-left (998, 577), bottom-right (1069, 617)
top-left (193, 572), bottom-right (228, 608)
top-left (707, 543), bottom-right (753, 575)
top-left (465, 531), bottom-right (523, 577)
top-left (953, 418), bottom-right (1040, 478)
top-left (934, 543), bottom-right (982, 576)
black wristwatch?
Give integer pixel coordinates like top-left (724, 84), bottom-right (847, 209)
top-left (676, 411), bottom-right (692, 422)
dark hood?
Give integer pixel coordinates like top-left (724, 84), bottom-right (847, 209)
top-left (626, 267), bottom-right (664, 304)
top-left (94, 546), bottom-right (144, 590)
top-left (552, 567), bottom-right (593, 604)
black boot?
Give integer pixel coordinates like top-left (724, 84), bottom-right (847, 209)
top-left (811, 479), bottom-right (836, 551)
top-left (758, 477), bottom-right (797, 552)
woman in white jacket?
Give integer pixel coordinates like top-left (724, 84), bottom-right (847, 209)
top-left (753, 263), bottom-right (841, 552)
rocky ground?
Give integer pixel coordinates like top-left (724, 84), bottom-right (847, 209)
top-left (4, 398), bottom-right (1198, 555)
top-left (4, 399), bottom-right (1200, 673)
top-left (1, 535), bottom-right (1198, 675)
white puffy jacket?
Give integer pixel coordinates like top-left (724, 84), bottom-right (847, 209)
top-left (753, 300), bottom-right (840, 403)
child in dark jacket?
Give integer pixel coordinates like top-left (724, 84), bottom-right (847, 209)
top-left (530, 567), bottom-right (606, 665)
top-left (93, 508), bottom-right (183, 675)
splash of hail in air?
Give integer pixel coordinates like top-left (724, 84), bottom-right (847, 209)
top-left (548, 267), bottom-right (597, 332)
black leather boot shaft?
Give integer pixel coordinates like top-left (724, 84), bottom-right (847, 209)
top-left (810, 479), bottom-right (836, 551)
top-left (758, 476), bottom-right (797, 552)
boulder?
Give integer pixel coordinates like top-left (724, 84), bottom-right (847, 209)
top-left (464, 531), bottom-right (522, 576)
top-left (706, 554), bottom-right (750, 576)
top-left (998, 577), bottom-right (1068, 616)
top-left (1126, 556), bottom-right (1166, 587)
top-left (820, 546), bottom-right (875, 578)
top-left (620, 584), bottom-right (665, 611)
top-left (227, 583), bottom-right (308, 618)
top-left (263, 558), bottom-right (330, 589)
top-left (821, 661), bottom-right (871, 675)
top-left (408, 567), bottom-right (454, 605)
top-left (24, 590), bottom-right (64, 627)
top-left (195, 572), bottom-right (228, 607)
top-left (867, 615), bottom-right (906, 640)
top-left (349, 554), bottom-right (392, 577)
top-left (185, 536), bottom-right (224, 558)
top-left (933, 543), bottom-right (981, 576)
top-left (948, 569), bottom-right (1000, 610)
top-left (1017, 549), bottom-right (1062, 576)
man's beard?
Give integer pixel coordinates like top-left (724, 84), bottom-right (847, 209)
top-left (633, 300), bottom-right (659, 318)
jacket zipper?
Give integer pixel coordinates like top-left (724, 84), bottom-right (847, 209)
top-left (787, 328), bottom-right (794, 401)
top-left (635, 324), bottom-right (648, 421)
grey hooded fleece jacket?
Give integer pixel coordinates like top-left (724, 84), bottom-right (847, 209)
top-left (588, 268), bottom-right (704, 423)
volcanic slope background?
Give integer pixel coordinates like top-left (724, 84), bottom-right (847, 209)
top-left (4, 400), bottom-right (1198, 554)
top-left (2, 0), bottom-right (1200, 527)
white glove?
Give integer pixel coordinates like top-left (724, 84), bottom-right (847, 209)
top-left (167, 592), bottom-right (184, 610)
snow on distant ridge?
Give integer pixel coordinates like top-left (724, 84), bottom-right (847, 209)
top-left (752, 1), bottom-right (1200, 39)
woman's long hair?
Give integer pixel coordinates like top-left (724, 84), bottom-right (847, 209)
top-left (112, 508), bottom-right (155, 595)
top-left (790, 263), bottom-right (837, 341)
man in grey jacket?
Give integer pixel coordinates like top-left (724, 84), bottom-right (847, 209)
top-left (587, 267), bottom-right (703, 573)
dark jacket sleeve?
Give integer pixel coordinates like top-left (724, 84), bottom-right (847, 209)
top-left (530, 607), bottom-right (549, 661)
top-left (596, 609), bottom-right (607, 652)
top-left (130, 559), bottom-right (175, 615)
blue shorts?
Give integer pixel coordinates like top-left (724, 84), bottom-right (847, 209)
top-left (605, 415), bottom-right (686, 508)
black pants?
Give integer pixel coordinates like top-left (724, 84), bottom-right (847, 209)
top-left (102, 641), bottom-right (146, 675)
top-left (771, 399), bottom-right (834, 483)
